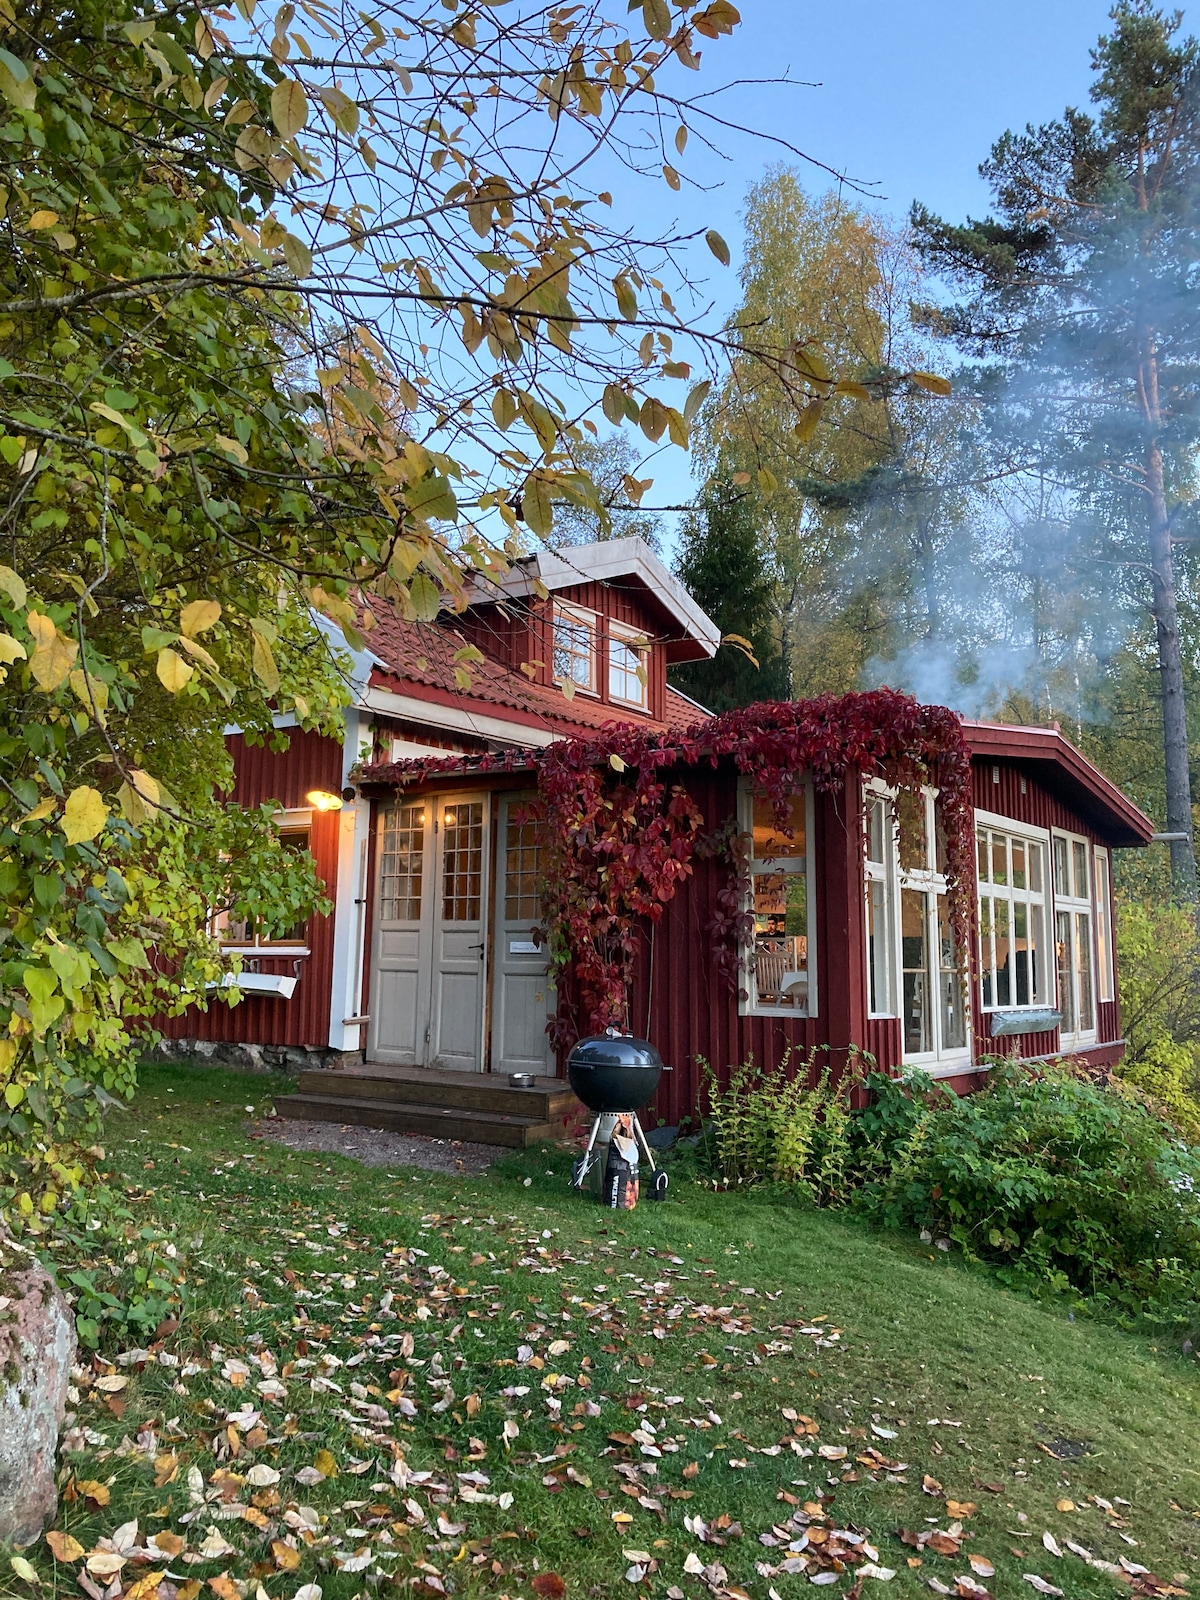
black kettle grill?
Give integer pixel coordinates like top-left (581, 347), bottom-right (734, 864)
top-left (567, 1031), bottom-right (669, 1201)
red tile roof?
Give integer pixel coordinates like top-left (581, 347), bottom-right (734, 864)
top-left (362, 608), bottom-right (704, 743)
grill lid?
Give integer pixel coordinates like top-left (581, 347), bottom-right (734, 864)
top-left (567, 1034), bottom-right (665, 1070)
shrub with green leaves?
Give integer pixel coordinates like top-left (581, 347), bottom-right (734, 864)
top-left (855, 1063), bottom-right (1200, 1318)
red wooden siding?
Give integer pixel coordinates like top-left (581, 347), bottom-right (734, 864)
top-left (159, 729), bottom-right (343, 1051)
top-left (619, 768), bottom-right (861, 1128)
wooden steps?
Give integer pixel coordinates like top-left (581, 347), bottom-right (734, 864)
top-left (273, 1064), bottom-right (580, 1149)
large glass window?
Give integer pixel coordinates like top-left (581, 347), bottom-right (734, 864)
top-left (608, 623), bottom-right (649, 708)
top-left (1053, 830), bottom-right (1096, 1041)
top-left (865, 792), bottom-right (895, 1018)
top-left (552, 603), bottom-right (596, 693)
top-left (745, 785), bottom-right (814, 1016)
top-left (898, 789), bottom-right (966, 1065)
top-left (863, 785), bottom-right (966, 1065)
top-left (976, 823), bottom-right (1049, 1011)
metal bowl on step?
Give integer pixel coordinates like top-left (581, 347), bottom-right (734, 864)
top-left (567, 1034), bottom-right (665, 1113)
top-left (509, 1072), bottom-right (536, 1089)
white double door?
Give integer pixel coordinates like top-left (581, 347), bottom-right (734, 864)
top-left (369, 793), bottom-right (553, 1073)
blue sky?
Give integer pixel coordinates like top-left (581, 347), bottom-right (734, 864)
top-left (630, 0), bottom-right (1160, 539)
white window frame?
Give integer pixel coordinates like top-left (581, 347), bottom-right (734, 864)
top-left (552, 601), bottom-right (598, 695)
top-left (894, 787), bottom-right (971, 1075)
top-left (607, 620), bottom-right (650, 709)
top-left (1094, 847), bottom-right (1115, 1004)
top-left (739, 778), bottom-right (818, 1020)
top-left (215, 806), bottom-right (313, 955)
top-left (864, 782), bottom-right (898, 1020)
top-left (974, 809), bottom-right (1052, 1017)
top-left (1052, 828), bottom-right (1098, 1048)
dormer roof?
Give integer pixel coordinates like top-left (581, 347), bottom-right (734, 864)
top-left (471, 536), bottom-right (721, 665)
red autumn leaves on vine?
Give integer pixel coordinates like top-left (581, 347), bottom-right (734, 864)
top-left (364, 688), bottom-right (973, 1045)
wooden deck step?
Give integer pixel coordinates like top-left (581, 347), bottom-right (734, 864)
top-left (295, 1065), bottom-right (577, 1121)
top-left (272, 1092), bottom-right (559, 1149)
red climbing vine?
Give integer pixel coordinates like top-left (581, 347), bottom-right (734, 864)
top-left (362, 689), bottom-right (974, 1048)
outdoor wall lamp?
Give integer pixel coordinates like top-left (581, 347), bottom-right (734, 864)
top-left (306, 789), bottom-right (344, 812)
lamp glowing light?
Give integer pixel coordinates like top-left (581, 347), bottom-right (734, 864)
top-left (306, 788), bottom-right (344, 812)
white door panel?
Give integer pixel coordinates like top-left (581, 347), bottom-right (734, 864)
top-left (491, 797), bottom-right (553, 1074)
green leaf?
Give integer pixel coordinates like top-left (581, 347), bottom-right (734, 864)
top-left (0, 48), bottom-right (36, 112)
top-left (704, 229), bottom-right (730, 267)
top-left (642, 0), bottom-right (672, 40)
top-left (282, 233), bottom-right (313, 278)
top-left (522, 473), bottom-right (552, 536)
top-left (409, 571), bottom-right (441, 621)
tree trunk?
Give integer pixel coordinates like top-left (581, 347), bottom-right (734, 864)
top-left (1145, 434), bottom-right (1197, 895)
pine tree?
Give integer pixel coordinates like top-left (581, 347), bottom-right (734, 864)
top-left (669, 477), bottom-right (788, 711)
top-left (911, 1), bottom-right (1200, 894)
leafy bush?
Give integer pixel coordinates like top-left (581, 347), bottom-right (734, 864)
top-left (1116, 897), bottom-right (1200, 1137)
top-left (699, 1048), bottom-right (865, 1204)
top-left (697, 1053), bottom-right (1200, 1321)
top-left (855, 1063), bottom-right (1200, 1317)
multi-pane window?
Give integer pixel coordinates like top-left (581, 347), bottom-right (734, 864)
top-left (442, 801), bottom-right (484, 922)
top-left (864, 792), bottom-right (895, 1017)
top-left (222, 826), bottom-right (313, 947)
top-left (504, 817), bottom-right (545, 922)
top-left (552, 603), bottom-right (596, 693)
top-left (895, 788), bottom-right (967, 1062)
top-left (976, 823), bottom-right (1050, 1011)
top-left (745, 786), bottom-right (814, 1015)
top-left (379, 802), bottom-right (424, 922)
top-left (608, 623), bottom-right (649, 707)
top-left (1053, 831), bottom-right (1095, 1038)
top-left (1094, 848), bottom-right (1115, 1003)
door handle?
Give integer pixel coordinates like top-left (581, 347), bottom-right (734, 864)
top-left (468, 942), bottom-right (485, 957)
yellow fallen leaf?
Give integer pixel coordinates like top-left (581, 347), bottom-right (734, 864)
top-left (313, 1448), bottom-right (337, 1478)
top-left (125, 1572), bottom-right (167, 1600)
top-left (10, 1555), bottom-right (40, 1585)
top-left (1056, 1499), bottom-right (1075, 1513)
top-left (946, 1500), bottom-right (977, 1519)
top-left (271, 1541), bottom-right (300, 1572)
top-left (149, 1531), bottom-right (185, 1558)
top-left (75, 1479), bottom-right (111, 1507)
top-left (208, 1577), bottom-right (242, 1600)
top-left (45, 1532), bottom-right (85, 1563)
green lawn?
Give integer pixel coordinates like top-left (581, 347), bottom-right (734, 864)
top-left (11, 1061), bottom-right (1200, 1600)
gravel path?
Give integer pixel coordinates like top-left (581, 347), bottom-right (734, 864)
top-left (252, 1116), bottom-right (507, 1174)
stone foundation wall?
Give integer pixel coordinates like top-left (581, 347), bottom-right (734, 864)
top-left (150, 1038), bottom-right (358, 1077)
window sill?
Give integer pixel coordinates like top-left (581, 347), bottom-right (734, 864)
top-left (221, 945), bottom-right (311, 957)
top-left (901, 1056), bottom-right (978, 1080)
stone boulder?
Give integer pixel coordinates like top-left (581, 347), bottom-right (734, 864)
top-left (0, 1231), bottom-right (76, 1546)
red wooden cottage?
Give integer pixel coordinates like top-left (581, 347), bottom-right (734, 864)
top-left (162, 537), bottom-right (1154, 1143)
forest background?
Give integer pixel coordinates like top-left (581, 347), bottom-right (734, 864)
top-left (565, 3), bottom-right (1200, 1128)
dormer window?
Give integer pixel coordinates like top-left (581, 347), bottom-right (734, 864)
top-left (608, 622), bottom-right (649, 708)
top-left (552, 602), bottom-right (597, 694)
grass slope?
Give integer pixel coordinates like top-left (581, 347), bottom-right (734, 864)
top-left (10, 1062), bottom-right (1200, 1600)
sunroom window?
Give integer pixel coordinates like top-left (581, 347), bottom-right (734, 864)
top-left (896, 789), bottom-right (967, 1064)
top-left (744, 784), bottom-right (814, 1016)
top-left (1053, 830), bottom-right (1096, 1042)
top-left (976, 822), bottom-right (1050, 1011)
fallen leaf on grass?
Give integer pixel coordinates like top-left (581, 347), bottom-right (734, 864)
top-left (86, 1553), bottom-right (127, 1579)
top-left (75, 1479), bottom-right (111, 1508)
top-left (10, 1557), bottom-right (40, 1586)
top-left (1023, 1578), bottom-right (1063, 1596)
top-left (313, 1449), bottom-right (337, 1477)
top-left (968, 1556), bottom-right (995, 1578)
top-left (531, 1576), bottom-right (566, 1599)
top-left (45, 1532), bottom-right (85, 1562)
top-left (1055, 1500), bottom-right (1075, 1513)
top-left (209, 1576), bottom-right (242, 1600)
top-left (272, 1541), bottom-right (301, 1571)
top-left (1042, 1534), bottom-right (1063, 1559)
top-left (946, 1501), bottom-right (977, 1519)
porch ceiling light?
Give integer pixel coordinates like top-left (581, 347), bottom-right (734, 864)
top-left (306, 789), bottom-right (343, 812)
